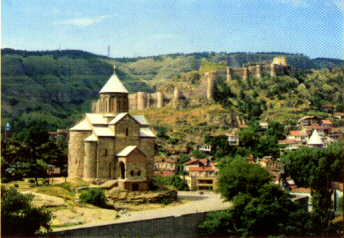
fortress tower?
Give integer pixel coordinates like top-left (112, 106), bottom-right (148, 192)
top-left (206, 72), bottom-right (216, 100)
top-left (242, 67), bottom-right (249, 80)
top-left (156, 92), bottom-right (164, 108)
top-left (173, 87), bottom-right (180, 108)
top-left (226, 67), bottom-right (233, 81)
top-left (137, 92), bottom-right (147, 110)
top-left (255, 64), bottom-right (262, 79)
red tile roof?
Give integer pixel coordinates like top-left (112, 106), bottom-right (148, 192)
top-left (154, 157), bottom-right (175, 163)
top-left (290, 130), bottom-right (306, 137)
top-left (321, 120), bottom-right (333, 125)
top-left (322, 104), bottom-right (335, 108)
top-left (305, 125), bottom-right (329, 130)
top-left (189, 166), bottom-right (215, 172)
top-left (185, 158), bottom-right (209, 166)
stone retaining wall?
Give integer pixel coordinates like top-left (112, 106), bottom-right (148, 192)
top-left (46, 211), bottom-right (211, 238)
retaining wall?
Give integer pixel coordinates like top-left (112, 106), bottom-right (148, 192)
top-left (46, 211), bottom-right (211, 238)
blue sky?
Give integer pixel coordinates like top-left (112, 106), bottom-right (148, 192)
top-left (2, 0), bottom-right (343, 59)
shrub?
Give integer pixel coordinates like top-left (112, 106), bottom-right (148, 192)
top-left (1, 186), bottom-right (52, 237)
top-left (79, 188), bottom-right (107, 207)
top-left (166, 175), bottom-right (189, 191)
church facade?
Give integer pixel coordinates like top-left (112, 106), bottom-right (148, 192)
top-left (68, 66), bottom-right (156, 191)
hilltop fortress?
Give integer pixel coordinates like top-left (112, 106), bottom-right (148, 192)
top-left (95, 56), bottom-right (289, 111)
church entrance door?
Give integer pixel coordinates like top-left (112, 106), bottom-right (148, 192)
top-left (119, 162), bottom-right (125, 179)
top-left (132, 183), bottom-right (139, 191)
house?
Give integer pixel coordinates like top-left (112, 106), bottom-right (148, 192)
top-left (68, 65), bottom-right (156, 191)
top-left (321, 104), bottom-right (335, 113)
top-left (297, 115), bottom-right (322, 127)
top-left (259, 121), bottom-right (269, 129)
top-left (321, 120), bottom-right (333, 128)
top-left (287, 130), bottom-right (308, 143)
top-left (199, 144), bottom-right (212, 152)
top-left (226, 132), bottom-right (239, 146)
top-left (304, 125), bottom-right (331, 136)
top-left (279, 138), bottom-right (303, 151)
top-left (184, 158), bottom-right (219, 190)
top-left (154, 157), bottom-right (177, 176)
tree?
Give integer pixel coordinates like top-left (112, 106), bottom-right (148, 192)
top-left (204, 135), bottom-right (235, 158)
top-left (1, 186), bottom-right (52, 237)
top-left (267, 120), bottom-right (286, 140)
top-left (166, 175), bottom-right (189, 191)
top-left (281, 143), bottom-right (344, 231)
top-left (217, 157), bottom-right (272, 201)
top-left (200, 158), bottom-right (312, 237)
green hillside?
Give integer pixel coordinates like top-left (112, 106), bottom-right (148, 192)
top-left (1, 48), bottom-right (343, 132)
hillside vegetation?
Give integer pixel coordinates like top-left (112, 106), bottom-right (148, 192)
top-left (1, 48), bottom-right (343, 132)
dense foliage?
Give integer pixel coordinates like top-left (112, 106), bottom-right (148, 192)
top-left (205, 120), bottom-right (283, 160)
top-left (214, 67), bottom-right (344, 123)
top-left (79, 188), bottom-right (107, 208)
top-left (1, 122), bottom-right (67, 184)
top-left (1, 186), bottom-right (52, 237)
top-left (151, 175), bottom-right (188, 191)
top-left (281, 143), bottom-right (344, 232)
top-left (200, 158), bottom-right (312, 236)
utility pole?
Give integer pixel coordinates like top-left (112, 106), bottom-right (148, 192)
top-left (107, 45), bottom-right (111, 57)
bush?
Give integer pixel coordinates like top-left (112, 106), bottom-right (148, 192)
top-left (151, 175), bottom-right (189, 191)
top-left (1, 186), bottom-right (52, 237)
top-left (79, 188), bottom-right (107, 207)
top-left (166, 175), bottom-right (189, 191)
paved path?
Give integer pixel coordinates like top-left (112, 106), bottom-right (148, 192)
top-left (57, 191), bottom-right (231, 230)
top-left (116, 191), bottom-right (231, 222)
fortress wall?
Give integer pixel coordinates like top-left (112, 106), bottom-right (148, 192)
top-left (46, 211), bottom-right (211, 238)
top-left (156, 92), bottom-right (164, 108)
top-left (137, 92), bottom-right (146, 110)
top-left (68, 131), bottom-right (91, 178)
top-left (129, 93), bottom-right (138, 110)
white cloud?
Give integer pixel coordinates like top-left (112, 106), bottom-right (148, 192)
top-left (277, 0), bottom-right (309, 7)
top-left (55, 15), bottom-right (110, 27)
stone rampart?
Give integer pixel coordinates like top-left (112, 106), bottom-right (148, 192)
top-left (123, 57), bottom-right (289, 111)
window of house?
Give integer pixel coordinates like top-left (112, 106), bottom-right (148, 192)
top-left (130, 170), bottom-right (134, 177)
top-left (137, 170), bottom-right (141, 176)
top-left (125, 128), bottom-right (129, 136)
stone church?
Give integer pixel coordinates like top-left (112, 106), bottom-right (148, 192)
top-left (68, 66), bottom-right (156, 191)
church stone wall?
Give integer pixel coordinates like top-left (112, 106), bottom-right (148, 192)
top-left (96, 137), bottom-right (116, 179)
top-left (125, 150), bottom-right (147, 181)
top-left (83, 141), bottom-right (97, 179)
top-left (139, 138), bottom-right (155, 180)
top-left (68, 131), bottom-right (91, 178)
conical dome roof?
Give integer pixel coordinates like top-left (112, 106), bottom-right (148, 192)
top-left (99, 65), bottom-right (128, 94)
top-left (307, 130), bottom-right (323, 145)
